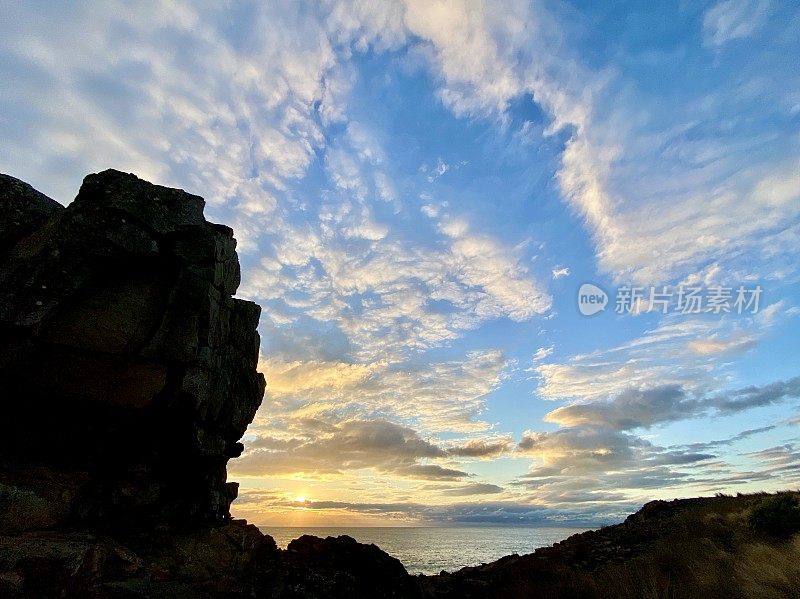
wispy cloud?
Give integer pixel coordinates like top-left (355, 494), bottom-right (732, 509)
top-left (253, 350), bottom-right (509, 434)
top-left (703, 0), bottom-right (772, 47)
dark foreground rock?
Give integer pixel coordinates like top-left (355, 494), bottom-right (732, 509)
top-left (283, 535), bottom-right (419, 597)
top-left (0, 170), bottom-right (265, 528)
top-left (0, 522), bottom-right (422, 598)
top-left (0, 171), bottom-right (421, 598)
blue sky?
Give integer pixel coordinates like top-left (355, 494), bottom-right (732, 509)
top-left (1, 0), bottom-right (799, 526)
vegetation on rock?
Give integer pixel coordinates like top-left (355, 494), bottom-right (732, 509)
top-left (749, 493), bottom-right (800, 539)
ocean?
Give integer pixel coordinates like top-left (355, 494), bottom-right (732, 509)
top-left (263, 526), bottom-right (588, 576)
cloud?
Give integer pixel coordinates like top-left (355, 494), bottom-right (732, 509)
top-left (426, 157), bottom-right (449, 182)
top-left (543, 377), bottom-right (800, 434)
top-left (551, 266), bottom-right (570, 279)
top-left (241, 210), bottom-right (550, 363)
top-left (262, 359), bottom-right (382, 395)
top-left (533, 346), bottom-right (554, 362)
top-left (401, 0), bottom-right (527, 117)
top-left (359, 0), bottom-right (800, 286)
top-left (675, 425), bottom-right (776, 452)
top-left (0, 1), bottom-right (343, 206)
top-left (514, 373), bottom-right (800, 508)
top-left (745, 443), bottom-right (800, 475)
top-left (544, 385), bottom-right (699, 431)
top-left (235, 352), bottom-right (518, 491)
top-left (438, 216), bottom-right (470, 238)
top-left (420, 204), bottom-right (439, 218)
top-left (708, 376), bottom-right (800, 414)
top-left (235, 489), bottom-right (614, 525)
top-left (446, 437), bottom-right (514, 458)
top-left (514, 424), bottom-right (718, 503)
top-left (256, 350), bottom-right (509, 434)
top-left (535, 307), bottom-right (790, 403)
top-left (557, 74), bottom-right (800, 285)
top-left (703, 0), bottom-right (772, 47)
top-left (535, 319), bottom-right (723, 402)
top-left (233, 419), bottom-right (469, 480)
top-left (688, 335), bottom-right (758, 355)
top-left (440, 483), bottom-right (504, 496)
top-left (518, 427), bottom-right (651, 475)
top-left (396, 464), bottom-right (468, 480)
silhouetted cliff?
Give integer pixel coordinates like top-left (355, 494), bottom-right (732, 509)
top-left (0, 170), bottom-right (265, 529)
top-left (0, 171), bottom-right (419, 598)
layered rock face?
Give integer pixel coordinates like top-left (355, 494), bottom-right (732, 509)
top-left (0, 170), bottom-right (265, 530)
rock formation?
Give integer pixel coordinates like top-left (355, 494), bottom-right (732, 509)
top-left (0, 170), bottom-right (265, 530)
top-left (421, 492), bottom-right (800, 599)
top-left (0, 170), bottom-right (423, 598)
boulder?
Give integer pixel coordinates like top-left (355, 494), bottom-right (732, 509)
top-left (283, 535), bottom-right (422, 598)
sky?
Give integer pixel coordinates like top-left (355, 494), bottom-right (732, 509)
top-left (1, 0), bottom-right (799, 527)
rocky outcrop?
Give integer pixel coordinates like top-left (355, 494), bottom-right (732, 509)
top-left (0, 170), bottom-right (265, 530)
top-left (0, 170), bottom-right (422, 598)
top-left (283, 535), bottom-right (421, 597)
top-left (0, 174), bottom-right (62, 257)
top-left (421, 492), bottom-right (800, 599)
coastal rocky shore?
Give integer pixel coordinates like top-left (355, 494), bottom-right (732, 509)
top-left (1, 171), bottom-right (797, 598)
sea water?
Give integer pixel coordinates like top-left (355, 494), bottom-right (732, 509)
top-left (263, 526), bottom-right (588, 575)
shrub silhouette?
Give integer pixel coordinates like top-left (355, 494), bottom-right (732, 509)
top-left (749, 494), bottom-right (800, 538)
